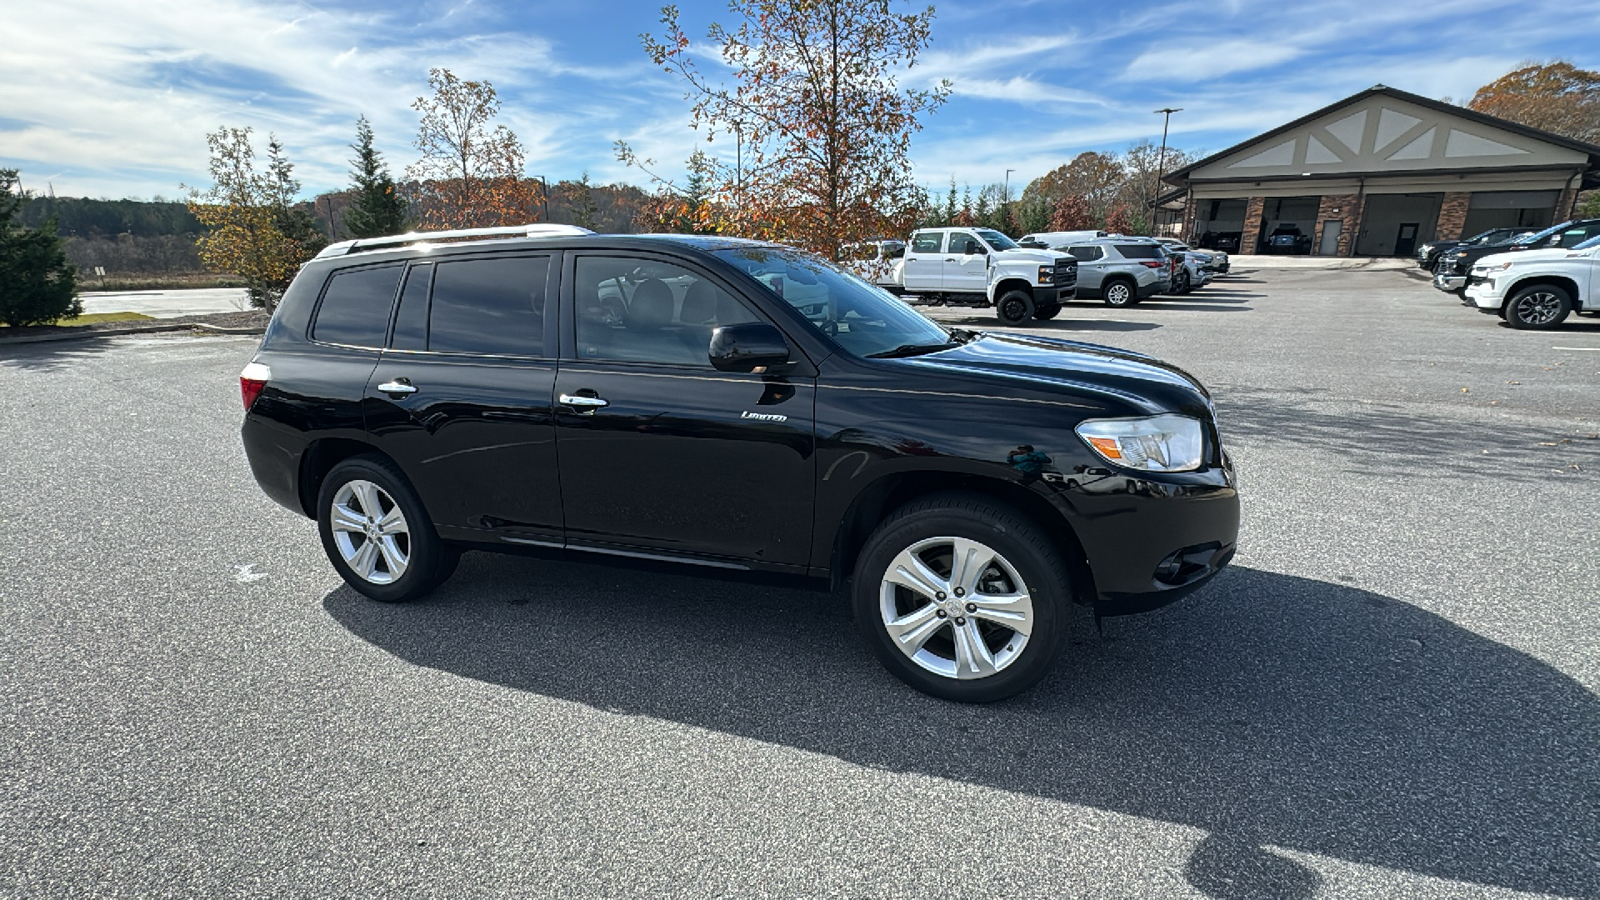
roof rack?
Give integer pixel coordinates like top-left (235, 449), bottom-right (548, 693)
top-left (315, 223), bottom-right (596, 258)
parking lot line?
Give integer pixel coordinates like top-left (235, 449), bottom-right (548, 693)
top-left (1550, 346), bottom-right (1600, 352)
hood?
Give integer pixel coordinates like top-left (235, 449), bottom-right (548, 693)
top-left (894, 332), bottom-right (1213, 419)
top-left (1475, 246), bottom-right (1573, 268)
top-left (995, 247), bottom-right (1069, 264)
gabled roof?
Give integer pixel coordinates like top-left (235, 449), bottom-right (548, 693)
top-left (1164, 85), bottom-right (1600, 187)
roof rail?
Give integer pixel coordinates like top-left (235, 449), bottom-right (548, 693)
top-left (315, 223), bottom-right (596, 258)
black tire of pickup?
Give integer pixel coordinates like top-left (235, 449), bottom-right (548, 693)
top-left (996, 290), bottom-right (1036, 325)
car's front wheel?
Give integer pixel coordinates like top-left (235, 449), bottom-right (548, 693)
top-left (317, 455), bottom-right (460, 603)
top-left (852, 493), bottom-right (1073, 702)
top-left (1174, 270), bottom-right (1191, 294)
top-left (1503, 284), bottom-right (1572, 330)
top-left (995, 290), bottom-right (1036, 325)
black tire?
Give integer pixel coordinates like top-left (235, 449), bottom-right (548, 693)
top-left (1032, 303), bottom-right (1062, 320)
top-left (1174, 270), bottom-right (1191, 295)
top-left (1503, 284), bottom-right (1572, 330)
top-left (852, 492), bottom-right (1075, 703)
top-left (1102, 278), bottom-right (1138, 307)
top-left (995, 290), bottom-right (1035, 326)
top-left (316, 454), bottom-right (460, 603)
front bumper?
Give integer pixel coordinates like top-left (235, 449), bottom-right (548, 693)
top-left (1433, 271), bottom-right (1466, 292)
top-left (1056, 459), bottom-right (1240, 617)
top-left (1465, 280), bottom-right (1505, 310)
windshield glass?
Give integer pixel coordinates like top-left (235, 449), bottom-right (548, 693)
top-left (1514, 221), bottom-right (1570, 245)
top-left (975, 229), bottom-right (1019, 250)
top-left (713, 246), bottom-right (952, 358)
top-left (1574, 234), bottom-right (1600, 250)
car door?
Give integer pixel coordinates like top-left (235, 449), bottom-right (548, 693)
top-left (901, 231), bottom-right (944, 291)
top-left (364, 253), bottom-right (563, 544)
top-left (1067, 246), bottom-right (1106, 295)
top-left (552, 251), bottom-right (816, 571)
top-left (942, 231), bottom-right (988, 294)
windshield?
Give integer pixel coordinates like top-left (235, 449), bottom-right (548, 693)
top-left (975, 229), bottom-right (1019, 251)
top-left (1513, 221), bottom-right (1571, 246)
top-left (713, 246), bottom-right (953, 358)
top-left (1574, 234), bottom-right (1600, 250)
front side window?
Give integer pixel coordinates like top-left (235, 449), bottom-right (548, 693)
top-left (573, 256), bottom-right (758, 367)
top-left (910, 233), bottom-right (942, 254)
top-left (947, 231), bottom-right (980, 255)
top-left (713, 247), bottom-right (951, 359)
top-left (427, 255), bottom-right (549, 357)
top-left (312, 264), bottom-right (404, 348)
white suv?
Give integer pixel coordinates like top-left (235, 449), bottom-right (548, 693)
top-left (1464, 234), bottom-right (1600, 329)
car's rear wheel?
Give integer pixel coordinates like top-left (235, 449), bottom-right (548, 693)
top-left (852, 493), bottom-right (1073, 702)
top-left (996, 290), bottom-right (1036, 325)
top-left (1503, 284), bottom-right (1571, 330)
top-left (1032, 302), bottom-right (1061, 320)
top-left (1102, 279), bottom-right (1137, 307)
top-left (317, 455), bottom-right (459, 603)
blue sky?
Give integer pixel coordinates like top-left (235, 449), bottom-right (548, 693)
top-left (2, 0), bottom-right (1598, 201)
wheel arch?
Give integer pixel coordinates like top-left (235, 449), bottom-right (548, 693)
top-left (990, 277), bottom-right (1035, 304)
top-left (1506, 275), bottom-right (1580, 304)
top-left (827, 471), bottom-right (1097, 605)
top-left (297, 437), bottom-right (396, 518)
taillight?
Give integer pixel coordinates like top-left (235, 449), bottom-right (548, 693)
top-left (240, 362), bottom-right (271, 411)
top-left (1141, 260), bottom-right (1165, 269)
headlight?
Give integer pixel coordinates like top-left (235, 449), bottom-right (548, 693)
top-left (1038, 265), bottom-right (1053, 284)
top-left (1481, 261), bottom-right (1514, 272)
top-left (1075, 414), bottom-right (1204, 473)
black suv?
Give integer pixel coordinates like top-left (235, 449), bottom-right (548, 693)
top-left (241, 225), bottom-right (1239, 702)
top-left (1433, 218), bottom-right (1600, 295)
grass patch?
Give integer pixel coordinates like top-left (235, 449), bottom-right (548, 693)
top-left (0, 311), bottom-right (155, 328)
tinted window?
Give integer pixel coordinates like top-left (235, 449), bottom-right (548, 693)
top-left (1116, 244), bottom-right (1163, 259)
top-left (1558, 225), bottom-right (1600, 248)
top-left (911, 233), bottom-right (941, 253)
top-left (390, 263), bottom-right (432, 352)
top-left (428, 256), bottom-right (549, 357)
top-left (947, 232), bottom-right (979, 254)
top-left (312, 265), bottom-right (403, 347)
top-left (1068, 246), bottom-right (1103, 262)
top-left (574, 257), bottom-right (758, 367)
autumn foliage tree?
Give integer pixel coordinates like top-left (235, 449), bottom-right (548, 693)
top-left (1049, 194), bottom-right (1092, 232)
top-left (187, 127), bottom-right (322, 309)
top-left (1469, 61), bottom-right (1600, 144)
top-left (627, 1), bottom-right (949, 259)
top-left (407, 68), bottom-right (541, 229)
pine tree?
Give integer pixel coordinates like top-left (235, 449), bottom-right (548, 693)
top-left (344, 117), bottom-right (409, 238)
top-left (0, 168), bottom-right (80, 327)
top-left (568, 172), bottom-right (600, 231)
top-left (265, 136), bottom-right (328, 258)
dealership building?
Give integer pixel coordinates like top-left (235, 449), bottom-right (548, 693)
top-left (1159, 85), bottom-right (1600, 256)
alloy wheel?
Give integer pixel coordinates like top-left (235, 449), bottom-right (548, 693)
top-left (1514, 291), bottom-right (1561, 326)
top-left (329, 479), bottom-right (410, 584)
top-left (878, 536), bottom-right (1034, 680)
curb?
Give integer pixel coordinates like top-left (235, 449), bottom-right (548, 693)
top-left (0, 322), bottom-right (265, 347)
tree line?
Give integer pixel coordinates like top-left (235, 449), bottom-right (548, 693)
top-left (6, 3), bottom-right (1597, 324)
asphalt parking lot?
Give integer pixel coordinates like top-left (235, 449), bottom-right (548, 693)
top-left (2, 267), bottom-right (1596, 898)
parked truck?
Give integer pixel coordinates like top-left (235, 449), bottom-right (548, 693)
top-left (868, 227), bottom-right (1077, 325)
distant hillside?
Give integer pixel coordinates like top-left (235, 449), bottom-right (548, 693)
top-left (19, 196), bottom-right (202, 238)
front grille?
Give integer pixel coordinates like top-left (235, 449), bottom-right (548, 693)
top-left (1055, 262), bottom-right (1077, 289)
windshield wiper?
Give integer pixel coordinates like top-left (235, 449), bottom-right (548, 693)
top-left (866, 341), bottom-right (959, 359)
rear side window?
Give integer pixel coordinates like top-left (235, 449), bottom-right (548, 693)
top-left (911, 233), bottom-right (942, 253)
top-left (1115, 244), bottom-right (1163, 259)
top-left (312, 265), bottom-right (404, 348)
top-left (428, 256), bottom-right (550, 357)
top-left (1068, 246), bottom-right (1103, 261)
top-left (390, 263), bottom-right (432, 352)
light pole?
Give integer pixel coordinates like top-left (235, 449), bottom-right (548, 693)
top-left (1152, 107), bottom-right (1182, 232)
top-left (731, 120), bottom-right (744, 235)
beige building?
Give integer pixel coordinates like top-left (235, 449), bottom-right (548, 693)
top-left (1161, 85), bottom-right (1600, 257)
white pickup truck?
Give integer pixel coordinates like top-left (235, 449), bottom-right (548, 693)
top-left (869, 227), bottom-right (1077, 325)
top-left (1463, 234), bottom-right (1600, 329)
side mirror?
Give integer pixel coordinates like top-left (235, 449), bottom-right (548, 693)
top-left (709, 322), bottom-right (791, 373)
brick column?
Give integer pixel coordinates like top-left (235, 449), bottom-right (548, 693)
top-left (1554, 181), bottom-right (1581, 219)
top-left (1182, 195), bottom-right (1198, 241)
top-left (1435, 192), bottom-right (1471, 242)
top-left (1240, 196), bottom-right (1265, 254)
top-left (1314, 194), bottom-right (1359, 256)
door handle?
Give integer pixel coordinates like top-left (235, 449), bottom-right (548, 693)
top-left (378, 379), bottom-right (417, 397)
top-left (559, 392), bottom-right (609, 414)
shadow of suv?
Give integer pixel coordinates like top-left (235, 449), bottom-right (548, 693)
top-left (240, 224), bottom-right (1239, 702)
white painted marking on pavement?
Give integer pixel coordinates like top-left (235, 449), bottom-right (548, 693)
top-left (1550, 346), bottom-right (1600, 352)
top-left (234, 564), bottom-right (267, 584)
